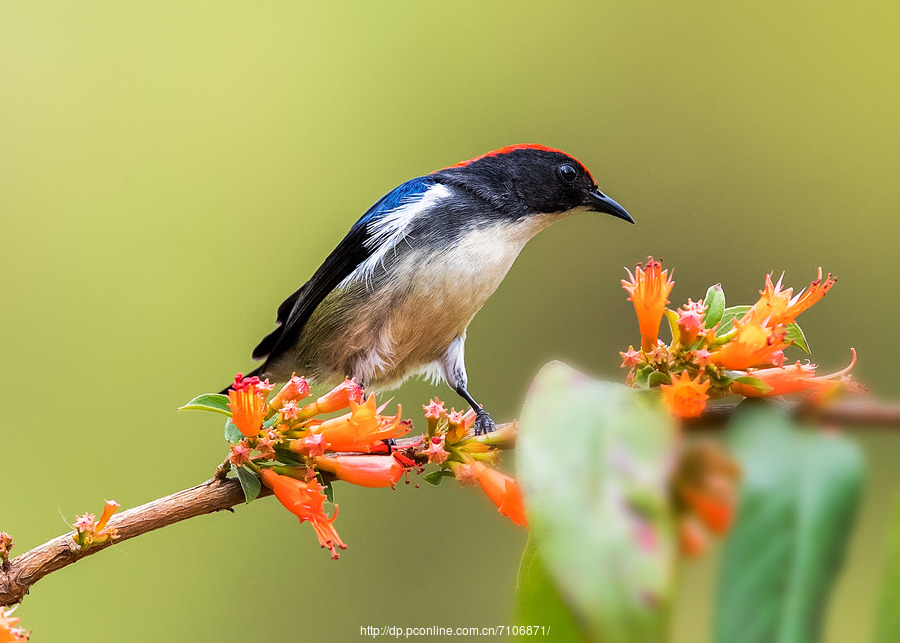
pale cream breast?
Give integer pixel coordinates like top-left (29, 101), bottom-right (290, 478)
top-left (285, 212), bottom-right (567, 389)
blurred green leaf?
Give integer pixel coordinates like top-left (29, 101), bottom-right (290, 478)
top-left (516, 361), bottom-right (677, 642)
top-left (715, 401), bottom-right (864, 643)
top-left (733, 375), bottom-right (774, 394)
top-left (717, 305), bottom-right (752, 335)
top-left (178, 393), bottom-right (232, 416)
top-left (785, 323), bottom-right (811, 354)
top-left (236, 466), bottom-right (261, 503)
top-left (704, 284), bottom-right (726, 329)
top-left (875, 498), bottom-right (900, 642)
top-left (515, 536), bottom-right (583, 639)
top-left (224, 418), bottom-right (243, 444)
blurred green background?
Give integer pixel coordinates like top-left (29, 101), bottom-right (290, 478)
top-left (2, 1), bottom-right (899, 640)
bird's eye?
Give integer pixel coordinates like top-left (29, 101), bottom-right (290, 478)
top-left (558, 163), bottom-right (578, 183)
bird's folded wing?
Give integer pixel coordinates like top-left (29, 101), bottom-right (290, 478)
top-left (251, 175), bottom-right (436, 364)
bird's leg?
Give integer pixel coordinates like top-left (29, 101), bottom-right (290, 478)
top-left (455, 385), bottom-right (496, 436)
top-left (440, 335), bottom-right (495, 435)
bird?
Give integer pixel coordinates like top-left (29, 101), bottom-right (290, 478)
top-left (234, 144), bottom-right (633, 435)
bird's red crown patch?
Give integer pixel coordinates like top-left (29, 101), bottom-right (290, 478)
top-left (439, 144), bottom-right (593, 182)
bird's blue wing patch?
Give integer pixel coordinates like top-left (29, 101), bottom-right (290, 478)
top-left (251, 175), bottom-right (434, 363)
top-left (355, 175), bottom-right (435, 228)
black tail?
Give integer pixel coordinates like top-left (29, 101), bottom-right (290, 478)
top-left (218, 365), bottom-right (264, 395)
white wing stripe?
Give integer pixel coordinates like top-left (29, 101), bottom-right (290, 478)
top-left (348, 183), bottom-right (451, 289)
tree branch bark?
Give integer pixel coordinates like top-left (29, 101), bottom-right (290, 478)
top-left (2, 399), bottom-right (897, 607)
top-left (686, 399), bottom-right (900, 428)
top-left (0, 477), bottom-right (269, 606)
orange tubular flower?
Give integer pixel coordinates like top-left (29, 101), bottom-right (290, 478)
top-left (661, 371), bottom-right (710, 418)
top-left (622, 257), bottom-right (675, 352)
top-left (0, 605), bottom-right (28, 642)
top-left (747, 269), bottom-right (836, 327)
top-left (298, 378), bottom-right (364, 420)
top-left (469, 462), bottom-right (528, 528)
top-left (677, 486), bottom-right (734, 535)
top-left (731, 349), bottom-right (859, 398)
top-left (710, 318), bottom-right (789, 370)
top-left (228, 375), bottom-right (267, 438)
top-left (301, 395), bottom-right (408, 453)
top-left (260, 469), bottom-right (346, 559)
top-left (672, 441), bottom-right (740, 557)
top-left (314, 455), bottom-right (405, 488)
top-left (269, 373), bottom-right (311, 411)
top-left (94, 500), bottom-right (120, 538)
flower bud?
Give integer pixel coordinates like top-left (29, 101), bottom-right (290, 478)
top-left (298, 378), bottom-right (364, 419)
top-left (269, 373), bottom-right (310, 411)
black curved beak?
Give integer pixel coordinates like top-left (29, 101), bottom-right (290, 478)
top-left (583, 188), bottom-right (634, 224)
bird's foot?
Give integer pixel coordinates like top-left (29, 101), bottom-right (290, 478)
top-left (473, 409), bottom-right (496, 436)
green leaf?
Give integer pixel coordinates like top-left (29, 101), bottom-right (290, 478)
top-left (224, 419), bottom-right (243, 444)
top-left (632, 365), bottom-right (653, 390)
top-left (717, 305), bottom-right (752, 335)
top-left (707, 367), bottom-right (735, 388)
top-left (733, 375), bottom-right (774, 394)
top-left (515, 536), bottom-right (583, 638)
top-left (318, 475), bottom-right (335, 504)
top-left (875, 498), bottom-right (900, 642)
top-left (517, 361), bottom-right (677, 642)
top-left (235, 466), bottom-right (261, 503)
top-left (647, 370), bottom-right (672, 387)
top-left (423, 469), bottom-right (454, 486)
top-left (714, 401), bottom-right (865, 643)
top-left (178, 393), bottom-right (232, 416)
top-left (785, 322), bottom-right (811, 354)
top-left (664, 308), bottom-right (680, 345)
top-left (273, 446), bottom-right (304, 466)
top-left (703, 283), bottom-right (726, 329)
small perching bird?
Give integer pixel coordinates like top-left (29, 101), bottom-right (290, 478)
top-left (238, 145), bottom-right (633, 434)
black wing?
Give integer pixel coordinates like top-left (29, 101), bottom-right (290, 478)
top-left (251, 176), bottom-right (435, 366)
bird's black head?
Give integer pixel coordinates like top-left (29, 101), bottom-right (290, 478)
top-left (431, 145), bottom-right (633, 223)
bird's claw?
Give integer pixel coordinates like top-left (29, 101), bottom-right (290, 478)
top-left (473, 409), bottom-right (496, 436)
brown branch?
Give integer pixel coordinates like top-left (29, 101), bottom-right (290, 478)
top-left (1, 402), bottom-right (896, 608)
top-left (0, 477), bottom-right (271, 607)
top-left (691, 399), bottom-right (900, 428)
top-left (0, 432), bottom-right (433, 608)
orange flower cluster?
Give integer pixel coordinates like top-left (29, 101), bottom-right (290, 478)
top-left (0, 606), bottom-right (28, 642)
top-left (219, 374), bottom-right (425, 558)
top-left (0, 532), bottom-right (12, 563)
top-left (671, 441), bottom-right (740, 557)
top-left (422, 400), bottom-right (527, 528)
top-left (71, 500), bottom-right (121, 550)
top-left (187, 376), bottom-right (523, 559)
top-left (620, 258), bottom-right (860, 418)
